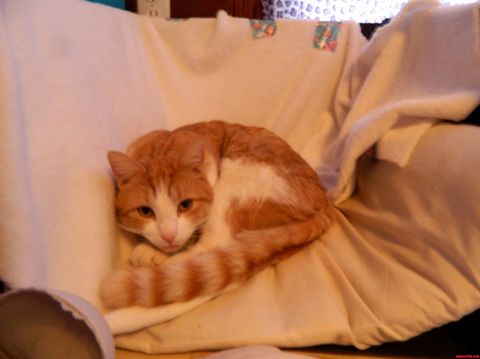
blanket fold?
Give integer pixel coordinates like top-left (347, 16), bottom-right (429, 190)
top-left (328, 0), bottom-right (480, 201)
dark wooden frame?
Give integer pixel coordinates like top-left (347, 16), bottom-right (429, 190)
top-left (126, 0), bottom-right (262, 19)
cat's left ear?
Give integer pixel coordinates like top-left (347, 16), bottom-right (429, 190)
top-left (180, 144), bottom-right (218, 185)
top-left (180, 142), bottom-right (205, 168)
top-left (107, 151), bottom-right (145, 185)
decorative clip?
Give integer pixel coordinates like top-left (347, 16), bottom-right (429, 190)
top-left (313, 22), bottom-right (341, 51)
top-left (250, 19), bottom-right (277, 39)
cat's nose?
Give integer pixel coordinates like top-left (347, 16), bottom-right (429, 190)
top-left (160, 232), bottom-right (176, 243)
top-left (158, 219), bottom-right (177, 243)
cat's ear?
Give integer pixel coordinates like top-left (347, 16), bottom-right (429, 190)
top-left (180, 142), bottom-right (205, 168)
top-left (107, 151), bottom-right (145, 184)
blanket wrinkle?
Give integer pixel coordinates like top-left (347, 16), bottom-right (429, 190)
top-left (340, 195), bottom-right (477, 307)
top-left (149, 11), bottom-right (248, 74)
top-left (328, 0), bottom-right (480, 203)
top-left (313, 218), bottom-right (414, 346)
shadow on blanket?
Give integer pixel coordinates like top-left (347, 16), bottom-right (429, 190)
top-left (314, 307), bottom-right (480, 358)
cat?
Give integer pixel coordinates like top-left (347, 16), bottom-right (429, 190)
top-left (101, 120), bottom-right (335, 309)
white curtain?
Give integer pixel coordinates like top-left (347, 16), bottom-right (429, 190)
top-left (262, 0), bottom-right (478, 22)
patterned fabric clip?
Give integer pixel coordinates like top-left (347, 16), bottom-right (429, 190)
top-left (250, 19), bottom-right (277, 39)
top-left (313, 21), bottom-right (341, 51)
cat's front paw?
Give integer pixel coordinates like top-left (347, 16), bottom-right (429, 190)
top-left (130, 242), bottom-right (168, 267)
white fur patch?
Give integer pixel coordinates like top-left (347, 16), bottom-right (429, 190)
top-left (204, 152), bottom-right (218, 187)
top-left (198, 158), bottom-right (295, 249)
top-left (219, 158), bottom-right (293, 205)
top-left (141, 183), bottom-right (195, 252)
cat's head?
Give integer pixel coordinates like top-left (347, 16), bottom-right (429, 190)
top-left (108, 130), bottom-right (218, 254)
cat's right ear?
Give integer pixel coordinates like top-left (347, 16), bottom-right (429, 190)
top-left (107, 151), bottom-right (145, 185)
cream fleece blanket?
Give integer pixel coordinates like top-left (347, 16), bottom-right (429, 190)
top-left (0, 0), bottom-right (479, 353)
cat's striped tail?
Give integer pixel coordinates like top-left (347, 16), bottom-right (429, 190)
top-left (101, 206), bottom-right (335, 310)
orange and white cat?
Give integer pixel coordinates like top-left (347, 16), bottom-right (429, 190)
top-left (101, 120), bottom-right (335, 309)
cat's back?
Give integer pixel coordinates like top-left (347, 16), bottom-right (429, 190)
top-left (179, 120), bottom-right (317, 179)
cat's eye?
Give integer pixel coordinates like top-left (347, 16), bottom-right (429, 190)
top-left (137, 206), bottom-right (154, 218)
top-left (178, 199), bottom-right (193, 212)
